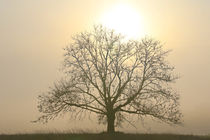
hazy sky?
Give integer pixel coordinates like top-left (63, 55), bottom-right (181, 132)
top-left (0, 0), bottom-right (210, 135)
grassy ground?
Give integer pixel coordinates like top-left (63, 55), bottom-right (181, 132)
top-left (0, 133), bottom-right (209, 140)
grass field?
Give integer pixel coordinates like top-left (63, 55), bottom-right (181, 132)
top-left (0, 133), bottom-right (209, 140)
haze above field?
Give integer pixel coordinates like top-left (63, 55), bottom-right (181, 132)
top-left (0, 0), bottom-right (210, 135)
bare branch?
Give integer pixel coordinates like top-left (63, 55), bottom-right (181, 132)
top-left (35, 25), bottom-right (182, 132)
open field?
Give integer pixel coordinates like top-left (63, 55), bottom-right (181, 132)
top-left (0, 133), bottom-right (209, 140)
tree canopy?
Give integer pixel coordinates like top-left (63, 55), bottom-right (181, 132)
top-left (35, 25), bottom-right (182, 133)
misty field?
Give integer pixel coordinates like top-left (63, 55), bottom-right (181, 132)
top-left (0, 133), bottom-right (209, 140)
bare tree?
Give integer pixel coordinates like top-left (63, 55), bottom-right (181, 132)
top-left (35, 25), bottom-right (182, 133)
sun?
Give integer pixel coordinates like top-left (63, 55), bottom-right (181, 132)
top-left (99, 3), bottom-right (146, 39)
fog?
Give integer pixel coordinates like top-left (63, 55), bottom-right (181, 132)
top-left (0, 0), bottom-right (210, 135)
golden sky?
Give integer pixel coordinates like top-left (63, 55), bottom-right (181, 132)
top-left (0, 0), bottom-right (210, 134)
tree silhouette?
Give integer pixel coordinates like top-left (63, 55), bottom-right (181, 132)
top-left (35, 25), bottom-right (182, 133)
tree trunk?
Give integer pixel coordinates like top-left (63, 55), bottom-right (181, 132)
top-left (107, 112), bottom-right (115, 133)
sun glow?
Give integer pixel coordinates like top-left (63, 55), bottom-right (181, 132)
top-left (100, 3), bottom-right (146, 39)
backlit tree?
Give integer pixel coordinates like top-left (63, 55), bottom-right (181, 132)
top-left (35, 25), bottom-right (182, 133)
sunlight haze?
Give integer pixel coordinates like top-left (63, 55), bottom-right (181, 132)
top-left (0, 0), bottom-right (210, 135)
top-left (99, 2), bottom-right (146, 39)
